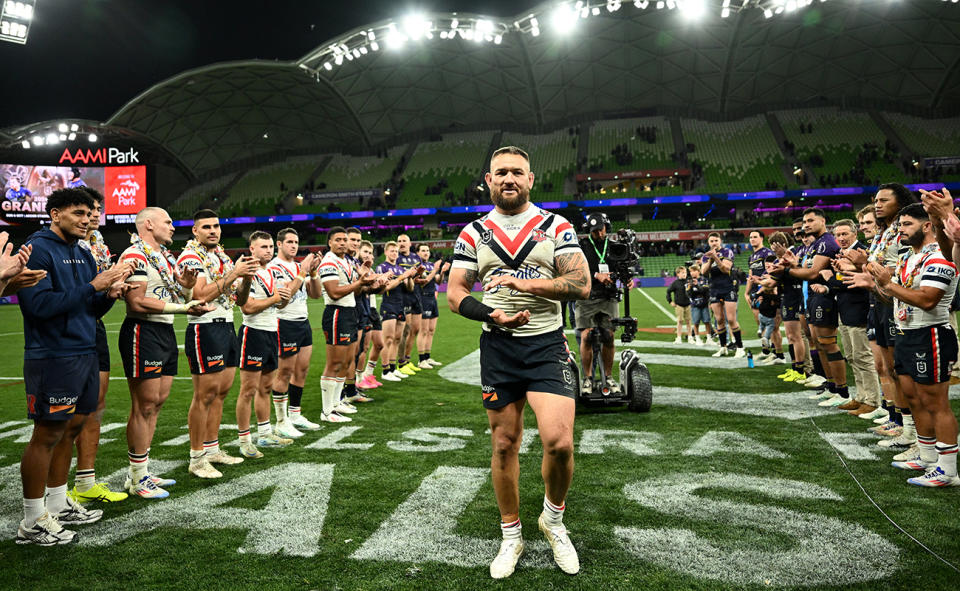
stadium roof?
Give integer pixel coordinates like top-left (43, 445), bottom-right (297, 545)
top-left (71, 1), bottom-right (960, 177)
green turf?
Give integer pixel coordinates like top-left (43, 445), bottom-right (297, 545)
top-left (0, 287), bottom-right (957, 590)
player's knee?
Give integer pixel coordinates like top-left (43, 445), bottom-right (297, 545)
top-left (490, 430), bottom-right (521, 457)
top-left (542, 434), bottom-right (574, 460)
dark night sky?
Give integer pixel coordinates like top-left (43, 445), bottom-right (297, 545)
top-left (0, 0), bottom-right (538, 129)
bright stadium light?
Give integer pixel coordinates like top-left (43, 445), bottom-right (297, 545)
top-left (21, 140), bottom-right (29, 149)
top-left (551, 3), bottom-right (578, 35)
top-left (58, 123), bottom-right (68, 133)
top-left (68, 132), bottom-right (76, 141)
top-left (88, 133), bottom-right (97, 143)
top-left (607, 0), bottom-right (622, 11)
top-left (46, 133), bottom-right (59, 145)
top-left (385, 25), bottom-right (406, 49)
top-left (0, 0), bottom-right (34, 44)
top-left (680, 0), bottom-right (708, 19)
top-left (370, 41), bottom-right (379, 51)
top-left (70, 123), bottom-right (79, 132)
top-left (402, 15), bottom-right (431, 40)
top-left (31, 135), bottom-right (42, 146)
top-left (323, 61), bottom-right (332, 70)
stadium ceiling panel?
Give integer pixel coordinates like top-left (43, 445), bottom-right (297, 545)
top-left (103, 1), bottom-right (960, 176)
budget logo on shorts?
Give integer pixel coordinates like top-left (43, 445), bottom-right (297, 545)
top-left (144, 361), bottom-right (163, 374)
top-left (481, 384), bottom-right (498, 402)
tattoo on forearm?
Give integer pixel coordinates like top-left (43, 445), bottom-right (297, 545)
top-left (551, 252), bottom-right (589, 300)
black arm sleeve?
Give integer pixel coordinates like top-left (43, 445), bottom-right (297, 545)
top-left (457, 295), bottom-right (495, 322)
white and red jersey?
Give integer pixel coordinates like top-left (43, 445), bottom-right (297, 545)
top-left (894, 243), bottom-right (958, 330)
top-left (241, 267), bottom-right (279, 331)
top-left (177, 247), bottom-right (235, 324)
top-left (451, 204), bottom-right (582, 336)
top-left (268, 257), bottom-right (309, 321)
top-left (120, 245), bottom-right (178, 325)
top-left (318, 251), bottom-right (356, 307)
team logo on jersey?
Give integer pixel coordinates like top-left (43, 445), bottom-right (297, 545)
top-left (479, 229), bottom-right (493, 245)
top-left (531, 229), bottom-right (547, 242)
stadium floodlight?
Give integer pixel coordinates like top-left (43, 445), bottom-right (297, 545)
top-left (323, 62), bottom-right (332, 70)
top-left (1, 0), bottom-right (35, 45)
top-left (680, 0), bottom-right (708, 19)
top-left (370, 41), bottom-right (379, 51)
top-left (591, 6), bottom-right (600, 15)
top-left (59, 133), bottom-right (66, 141)
top-left (402, 15), bottom-right (431, 40)
top-left (607, 0), bottom-right (622, 11)
top-left (58, 123), bottom-right (68, 133)
top-left (385, 25), bottom-right (406, 49)
top-left (70, 123), bottom-right (79, 132)
top-left (68, 132), bottom-right (76, 141)
top-left (31, 135), bottom-right (42, 146)
top-left (667, 0), bottom-right (677, 9)
top-left (88, 133), bottom-right (97, 143)
top-left (367, 30), bottom-right (376, 41)
top-left (21, 140), bottom-right (29, 149)
top-left (46, 133), bottom-right (59, 145)
top-left (656, 1), bottom-right (665, 8)
top-left (551, 3), bottom-right (578, 34)
top-left (494, 34), bottom-right (502, 44)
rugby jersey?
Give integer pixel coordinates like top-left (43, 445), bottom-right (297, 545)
top-left (120, 244), bottom-right (180, 325)
top-left (748, 246), bottom-right (773, 276)
top-left (376, 260), bottom-right (406, 305)
top-left (894, 244), bottom-right (958, 329)
top-left (318, 251), bottom-right (356, 307)
top-left (701, 247), bottom-right (736, 291)
top-left (241, 267), bottom-right (280, 331)
top-left (452, 204), bottom-right (581, 336)
top-left (268, 257), bottom-right (309, 321)
top-left (177, 247), bottom-right (235, 324)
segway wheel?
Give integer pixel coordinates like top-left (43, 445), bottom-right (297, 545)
top-left (627, 362), bottom-right (653, 412)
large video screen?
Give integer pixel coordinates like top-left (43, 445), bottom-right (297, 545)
top-left (1, 163), bottom-right (147, 225)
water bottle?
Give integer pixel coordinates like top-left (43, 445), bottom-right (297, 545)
top-left (747, 349), bottom-right (754, 369)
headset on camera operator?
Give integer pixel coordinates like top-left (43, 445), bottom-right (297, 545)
top-left (575, 213), bottom-right (620, 395)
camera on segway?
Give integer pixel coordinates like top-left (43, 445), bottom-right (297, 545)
top-left (569, 217), bottom-right (652, 412)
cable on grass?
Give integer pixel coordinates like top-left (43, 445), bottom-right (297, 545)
top-left (809, 416), bottom-right (960, 574)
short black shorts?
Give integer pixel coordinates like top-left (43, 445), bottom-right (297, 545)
top-left (354, 305), bottom-right (369, 332)
top-left (893, 324), bottom-right (958, 384)
top-left (479, 327), bottom-right (577, 410)
top-left (876, 302), bottom-right (897, 348)
top-left (404, 290), bottom-right (423, 315)
top-left (95, 319), bottom-right (110, 372)
top-left (24, 353), bottom-right (99, 421)
top-left (709, 288), bottom-right (738, 304)
top-left (119, 319), bottom-right (178, 379)
top-left (380, 299), bottom-right (406, 323)
top-left (368, 307), bottom-right (383, 331)
top-left (420, 294), bottom-right (439, 319)
top-left (806, 293), bottom-right (838, 327)
top-left (322, 305), bottom-right (359, 346)
top-left (186, 320), bottom-right (239, 374)
top-left (237, 325), bottom-right (279, 373)
top-left (278, 318), bottom-right (313, 358)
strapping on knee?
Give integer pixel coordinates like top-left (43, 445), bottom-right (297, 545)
top-left (817, 335), bottom-right (838, 347)
top-left (826, 350), bottom-right (845, 362)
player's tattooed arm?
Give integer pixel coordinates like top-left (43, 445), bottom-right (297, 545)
top-left (487, 251), bottom-right (590, 300)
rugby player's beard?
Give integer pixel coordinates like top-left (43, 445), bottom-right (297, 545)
top-left (903, 226), bottom-right (926, 248)
top-left (490, 185), bottom-right (529, 214)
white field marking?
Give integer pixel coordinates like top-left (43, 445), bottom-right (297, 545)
top-left (351, 466), bottom-right (553, 569)
top-left (616, 473), bottom-right (899, 587)
top-left (618, 338), bottom-right (766, 350)
top-left (682, 431), bottom-right (787, 459)
top-left (0, 461), bottom-right (25, 536)
top-left (0, 420), bottom-right (27, 430)
top-left (654, 386), bottom-right (836, 421)
top-left (636, 288), bottom-right (676, 322)
top-left (86, 463), bottom-right (334, 557)
top-left (484, 427), bottom-right (539, 454)
top-left (579, 430), bottom-right (663, 456)
top-left (305, 426), bottom-right (374, 451)
top-left (817, 432), bottom-right (887, 461)
top-left (386, 427), bottom-right (474, 453)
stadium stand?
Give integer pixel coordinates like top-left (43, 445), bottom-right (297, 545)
top-left (587, 117), bottom-right (676, 172)
top-left (314, 146), bottom-right (406, 191)
top-left (777, 108), bottom-right (901, 186)
top-left (219, 157), bottom-right (318, 217)
top-left (682, 115), bottom-right (791, 192)
top-left (168, 174), bottom-right (235, 219)
top-left (883, 112), bottom-right (960, 158)
top-left (501, 129), bottom-right (578, 198)
top-left (399, 131), bottom-right (492, 207)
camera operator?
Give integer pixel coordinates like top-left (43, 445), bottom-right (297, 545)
top-left (575, 213), bottom-right (620, 395)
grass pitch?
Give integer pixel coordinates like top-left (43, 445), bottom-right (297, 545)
top-left (0, 288), bottom-right (957, 590)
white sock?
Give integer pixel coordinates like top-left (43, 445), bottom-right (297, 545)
top-left (542, 495), bottom-right (565, 527)
top-left (289, 406), bottom-right (301, 417)
top-left (334, 378), bottom-right (345, 404)
top-left (936, 442), bottom-right (958, 477)
top-left (500, 518), bottom-right (522, 540)
top-left (74, 469), bottom-right (96, 492)
top-left (22, 497), bottom-right (45, 527)
top-left (189, 448), bottom-right (205, 466)
top-left (355, 370), bottom-right (363, 383)
top-left (917, 436), bottom-right (937, 465)
top-left (257, 421), bottom-right (272, 438)
top-left (45, 484), bottom-right (69, 515)
top-left (901, 414), bottom-right (917, 440)
top-left (320, 376), bottom-right (337, 415)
